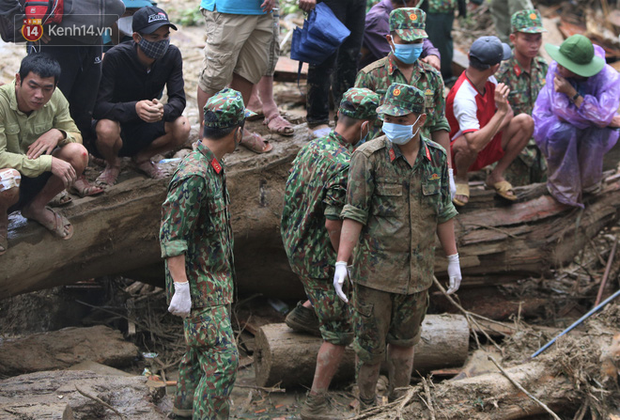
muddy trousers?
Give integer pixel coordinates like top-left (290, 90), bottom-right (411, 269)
top-left (174, 306), bottom-right (239, 420)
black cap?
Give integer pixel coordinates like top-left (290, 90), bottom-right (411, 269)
top-left (132, 6), bottom-right (177, 34)
top-left (469, 36), bottom-right (512, 66)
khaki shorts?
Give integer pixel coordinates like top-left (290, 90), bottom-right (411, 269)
top-left (265, 10), bottom-right (280, 77)
top-left (352, 283), bottom-right (429, 364)
top-left (199, 9), bottom-right (273, 95)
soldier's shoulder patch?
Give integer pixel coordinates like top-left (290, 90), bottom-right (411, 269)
top-left (356, 137), bottom-right (388, 156)
top-left (419, 60), bottom-right (441, 77)
top-left (360, 57), bottom-right (388, 74)
top-left (425, 138), bottom-right (447, 155)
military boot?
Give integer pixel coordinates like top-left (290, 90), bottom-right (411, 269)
top-left (284, 301), bottom-right (321, 336)
top-left (300, 392), bottom-right (354, 420)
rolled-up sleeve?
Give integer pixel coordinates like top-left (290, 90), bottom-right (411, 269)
top-left (323, 164), bottom-right (348, 220)
top-left (160, 175), bottom-right (206, 258)
top-left (341, 151), bottom-right (373, 225)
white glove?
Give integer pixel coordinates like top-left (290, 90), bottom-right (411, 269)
top-left (446, 253), bottom-right (462, 295)
top-left (448, 168), bottom-right (456, 200)
top-left (168, 281), bottom-right (192, 318)
top-left (333, 261), bottom-right (349, 303)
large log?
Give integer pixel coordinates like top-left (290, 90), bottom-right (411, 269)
top-left (253, 314), bottom-right (469, 388)
top-left (0, 325), bottom-right (139, 377)
top-left (2, 122), bottom-right (620, 298)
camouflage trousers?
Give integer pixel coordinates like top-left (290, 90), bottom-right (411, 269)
top-left (300, 276), bottom-right (354, 346)
top-left (352, 283), bottom-right (429, 364)
top-left (174, 305), bottom-right (239, 420)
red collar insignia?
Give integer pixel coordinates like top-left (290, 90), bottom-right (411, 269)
top-left (425, 144), bottom-right (431, 161)
top-left (210, 157), bottom-right (222, 174)
top-left (513, 64), bottom-right (522, 77)
top-left (389, 147), bottom-right (396, 162)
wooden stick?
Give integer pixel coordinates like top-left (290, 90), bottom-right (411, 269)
top-left (487, 356), bottom-right (562, 420)
top-left (75, 386), bottom-right (126, 420)
top-left (421, 378), bottom-right (436, 420)
top-left (234, 384), bottom-right (286, 393)
top-left (595, 239), bottom-right (617, 306)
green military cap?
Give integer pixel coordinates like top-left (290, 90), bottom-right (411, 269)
top-left (511, 9), bottom-right (546, 34)
top-left (376, 83), bottom-right (424, 117)
top-left (203, 88), bottom-right (254, 129)
top-left (389, 7), bottom-right (428, 41)
top-left (338, 87), bottom-right (381, 120)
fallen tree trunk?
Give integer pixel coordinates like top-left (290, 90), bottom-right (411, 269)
top-left (2, 122), bottom-right (620, 298)
top-left (0, 325), bottom-right (139, 377)
top-left (253, 314), bottom-right (469, 388)
top-left (0, 370), bottom-right (167, 420)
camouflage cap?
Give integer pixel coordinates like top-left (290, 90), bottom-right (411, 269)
top-left (389, 8), bottom-right (428, 41)
top-left (338, 88), bottom-right (381, 120)
top-left (203, 88), bottom-right (253, 129)
top-left (376, 83), bottom-right (424, 117)
top-left (511, 9), bottom-right (546, 34)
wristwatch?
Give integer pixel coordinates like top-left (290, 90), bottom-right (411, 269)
top-left (571, 92), bottom-right (580, 102)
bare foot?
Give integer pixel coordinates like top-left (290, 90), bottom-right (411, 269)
top-left (96, 165), bottom-right (121, 188)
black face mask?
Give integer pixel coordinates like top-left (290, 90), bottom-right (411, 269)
top-left (138, 36), bottom-right (170, 60)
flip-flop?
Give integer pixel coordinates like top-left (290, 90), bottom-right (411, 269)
top-left (34, 207), bottom-right (74, 240)
top-left (49, 190), bottom-right (73, 207)
top-left (134, 160), bottom-right (165, 179)
top-left (264, 114), bottom-right (294, 137)
top-left (240, 131), bottom-right (273, 154)
top-left (488, 180), bottom-right (517, 201)
top-left (452, 183), bottom-right (470, 207)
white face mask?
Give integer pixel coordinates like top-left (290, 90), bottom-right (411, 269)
top-left (382, 114), bottom-right (422, 145)
top-left (117, 16), bottom-right (133, 36)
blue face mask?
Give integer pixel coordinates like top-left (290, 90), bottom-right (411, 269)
top-left (392, 42), bottom-right (424, 64)
top-left (382, 115), bottom-right (422, 145)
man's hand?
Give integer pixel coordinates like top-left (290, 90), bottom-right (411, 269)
top-left (333, 261), bottom-right (349, 303)
top-left (168, 281), bottom-right (192, 318)
top-left (446, 253), bottom-right (462, 294)
top-left (610, 114), bottom-right (620, 128)
top-left (260, 0), bottom-right (275, 12)
top-left (494, 83), bottom-right (510, 112)
top-left (421, 55), bottom-right (441, 71)
top-left (298, 0), bottom-right (316, 13)
top-left (27, 129), bottom-right (63, 159)
top-left (136, 99), bottom-right (164, 123)
top-left (51, 156), bottom-right (77, 188)
top-left (553, 74), bottom-right (575, 97)
top-left (448, 168), bottom-right (456, 200)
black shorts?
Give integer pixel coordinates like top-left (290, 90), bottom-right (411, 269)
top-left (90, 119), bottom-right (167, 158)
top-left (8, 172), bottom-right (53, 214)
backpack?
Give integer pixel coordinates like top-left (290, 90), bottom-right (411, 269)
top-left (24, 0), bottom-right (63, 25)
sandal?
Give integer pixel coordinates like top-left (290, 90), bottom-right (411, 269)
top-left (96, 166), bottom-right (121, 188)
top-left (246, 107), bottom-right (264, 121)
top-left (33, 206), bottom-right (74, 240)
top-left (487, 180), bottom-right (517, 202)
top-left (69, 176), bottom-right (104, 198)
top-left (0, 232), bottom-right (7, 256)
top-left (134, 160), bottom-right (165, 179)
top-left (264, 114), bottom-right (294, 137)
top-left (452, 183), bottom-right (470, 207)
top-left (240, 130), bottom-right (273, 154)
top-left (49, 190), bottom-right (72, 207)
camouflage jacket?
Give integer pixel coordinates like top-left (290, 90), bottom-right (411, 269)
top-left (428, 0), bottom-right (457, 14)
top-left (355, 53), bottom-right (450, 141)
top-left (342, 136), bottom-right (457, 294)
top-left (281, 131), bottom-right (351, 279)
top-left (496, 54), bottom-right (548, 116)
top-left (160, 141), bottom-right (235, 308)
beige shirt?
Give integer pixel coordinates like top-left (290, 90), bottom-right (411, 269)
top-left (0, 80), bottom-right (81, 177)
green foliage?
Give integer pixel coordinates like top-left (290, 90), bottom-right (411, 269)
top-left (171, 7), bottom-right (203, 27)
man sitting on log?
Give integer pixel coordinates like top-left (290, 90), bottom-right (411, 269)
top-left (446, 35), bottom-right (533, 207)
top-left (495, 9), bottom-right (548, 186)
top-left (334, 83), bottom-right (461, 409)
top-left (533, 34), bottom-right (620, 208)
top-left (281, 87), bottom-right (380, 419)
top-left (160, 88), bottom-right (248, 419)
top-left (0, 54), bottom-right (88, 255)
top-left (93, 6), bottom-right (190, 187)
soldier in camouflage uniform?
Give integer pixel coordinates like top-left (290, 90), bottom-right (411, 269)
top-left (491, 0), bottom-right (534, 43)
top-left (426, 0), bottom-right (467, 83)
top-left (496, 9), bottom-right (548, 185)
top-left (281, 87), bottom-right (381, 420)
top-left (160, 88), bottom-right (249, 420)
top-left (333, 83), bottom-right (462, 408)
top-left (355, 7), bottom-right (456, 197)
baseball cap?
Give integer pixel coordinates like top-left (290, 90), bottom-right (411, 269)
top-left (511, 9), bottom-right (546, 33)
top-left (204, 88), bottom-right (253, 129)
top-left (376, 83), bottom-right (424, 117)
top-left (389, 8), bottom-right (428, 41)
top-left (469, 36), bottom-right (512, 67)
top-left (339, 88), bottom-right (381, 120)
top-left (132, 6), bottom-right (177, 34)
top-left (544, 34), bottom-right (605, 78)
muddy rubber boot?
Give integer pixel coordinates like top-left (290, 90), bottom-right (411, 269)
top-left (358, 395), bottom-right (377, 412)
top-left (169, 407), bottom-right (192, 419)
top-left (300, 392), bottom-right (352, 420)
top-left (285, 301), bottom-right (321, 336)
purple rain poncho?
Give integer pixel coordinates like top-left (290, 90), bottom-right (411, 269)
top-left (533, 44), bottom-right (620, 208)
